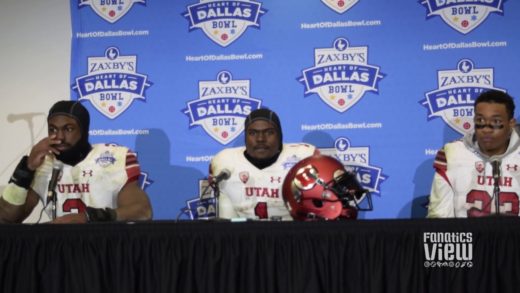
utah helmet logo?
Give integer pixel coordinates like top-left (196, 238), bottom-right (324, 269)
top-left (321, 0), bottom-right (359, 14)
top-left (72, 47), bottom-right (152, 119)
top-left (298, 37), bottom-right (385, 113)
top-left (183, 0), bottom-right (267, 47)
top-left (183, 71), bottom-right (262, 145)
top-left (321, 137), bottom-right (387, 199)
top-left (421, 59), bottom-right (504, 135)
top-left (420, 0), bottom-right (505, 34)
top-left (78, 0), bottom-right (146, 24)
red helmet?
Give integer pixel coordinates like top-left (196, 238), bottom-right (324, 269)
top-left (282, 154), bottom-right (371, 220)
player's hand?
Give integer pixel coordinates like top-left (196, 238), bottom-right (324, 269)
top-left (51, 213), bottom-right (88, 224)
top-left (27, 135), bottom-right (62, 170)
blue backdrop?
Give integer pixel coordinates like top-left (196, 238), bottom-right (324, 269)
top-left (69, 0), bottom-right (520, 220)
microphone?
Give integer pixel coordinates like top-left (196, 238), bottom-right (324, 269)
top-left (491, 160), bottom-right (501, 215)
top-left (211, 169), bottom-right (231, 184)
top-left (46, 161), bottom-right (63, 205)
top-left (492, 160), bottom-right (501, 182)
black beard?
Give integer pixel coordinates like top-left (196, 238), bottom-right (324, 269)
top-left (56, 140), bottom-right (92, 166)
top-left (244, 150), bottom-right (281, 170)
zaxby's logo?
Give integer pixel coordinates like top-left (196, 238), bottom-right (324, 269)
top-left (420, 0), bottom-right (505, 34)
top-left (79, 0), bottom-right (146, 23)
top-left (183, 71), bottom-right (261, 145)
top-left (421, 59), bottom-right (504, 135)
top-left (321, 0), bottom-right (359, 14)
top-left (320, 137), bottom-right (387, 200)
top-left (183, 0), bottom-right (267, 47)
top-left (72, 47), bottom-right (152, 119)
top-left (298, 37), bottom-right (385, 113)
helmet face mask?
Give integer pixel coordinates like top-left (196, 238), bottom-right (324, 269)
top-left (282, 155), bottom-right (372, 220)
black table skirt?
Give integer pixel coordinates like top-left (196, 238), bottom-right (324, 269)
top-left (1, 217), bottom-right (519, 293)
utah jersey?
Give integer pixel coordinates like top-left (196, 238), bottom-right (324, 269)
top-left (428, 129), bottom-right (520, 218)
top-left (210, 143), bottom-right (318, 220)
top-left (31, 144), bottom-right (140, 218)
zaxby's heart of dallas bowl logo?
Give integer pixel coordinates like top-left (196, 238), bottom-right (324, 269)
top-left (420, 58), bottom-right (504, 135)
top-left (321, 0), bottom-right (360, 14)
top-left (183, 70), bottom-right (262, 145)
top-left (298, 37), bottom-right (385, 113)
top-left (183, 0), bottom-right (267, 47)
top-left (420, 0), bottom-right (505, 34)
top-left (320, 137), bottom-right (387, 198)
top-left (78, 0), bottom-right (146, 23)
top-left (72, 47), bottom-right (152, 119)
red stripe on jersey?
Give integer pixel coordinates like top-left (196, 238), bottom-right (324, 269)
top-left (125, 151), bottom-right (141, 182)
top-left (433, 150), bottom-right (447, 172)
top-left (433, 149), bottom-right (451, 187)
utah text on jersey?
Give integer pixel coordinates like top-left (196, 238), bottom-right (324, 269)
top-left (183, 70), bottom-right (261, 145)
top-left (183, 0), bottom-right (267, 47)
top-left (298, 37), bottom-right (385, 113)
top-left (421, 58), bottom-right (504, 135)
top-left (72, 47), bottom-right (152, 119)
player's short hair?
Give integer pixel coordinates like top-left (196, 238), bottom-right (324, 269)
top-left (475, 90), bottom-right (515, 119)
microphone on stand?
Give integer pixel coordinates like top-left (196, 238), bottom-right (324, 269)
top-left (491, 160), bottom-right (501, 215)
top-left (208, 169), bottom-right (231, 219)
top-left (210, 169), bottom-right (231, 186)
top-left (47, 161), bottom-right (63, 220)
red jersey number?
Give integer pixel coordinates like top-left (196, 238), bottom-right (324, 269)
top-left (62, 198), bottom-right (87, 214)
top-left (466, 190), bottom-right (519, 217)
top-left (255, 202), bottom-right (268, 219)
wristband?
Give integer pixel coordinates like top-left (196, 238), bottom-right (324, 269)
top-left (85, 207), bottom-right (117, 222)
top-left (8, 156), bottom-right (35, 189)
top-left (2, 183), bottom-right (29, 206)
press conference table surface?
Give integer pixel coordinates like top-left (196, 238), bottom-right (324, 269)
top-left (1, 217), bottom-right (519, 293)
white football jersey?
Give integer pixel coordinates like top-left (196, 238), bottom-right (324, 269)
top-left (210, 143), bottom-right (317, 220)
top-left (428, 130), bottom-right (520, 217)
top-left (31, 144), bottom-right (141, 218)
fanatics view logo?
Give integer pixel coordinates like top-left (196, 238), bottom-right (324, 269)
top-left (72, 47), bottom-right (152, 119)
top-left (183, 0), bottom-right (267, 47)
top-left (423, 232), bottom-right (473, 268)
top-left (321, 0), bottom-right (359, 14)
top-left (79, 0), bottom-right (146, 23)
top-left (298, 37), bottom-right (385, 113)
top-left (183, 71), bottom-right (262, 145)
top-left (420, 58), bottom-right (504, 135)
top-left (420, 0), bottom-right (505, 34)
top-left (320, 137), bottom-right (387, 198)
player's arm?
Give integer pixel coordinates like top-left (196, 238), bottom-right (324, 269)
top-left (0, 188), bottom-right (39, 223)
top-left (209, 156), bottom-right (238, 219)
top-left (427, 149), bottom-right (455, 218)
top-left (1, 136), bottom-right (62, 223)
top-left (427, 172), bottom-right (455, 218)
top-left (114, 181), bottom-right (152, 221)
top-left (113, 149), bottom-right (152, 221)
top-left (218, 192), bottom-right (238, 219)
